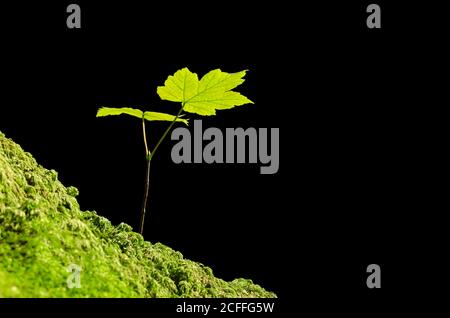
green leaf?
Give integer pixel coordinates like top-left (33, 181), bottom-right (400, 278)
top-left (97, 107), bottom-right (143, 119)
top-left (96, 107), bottom-right (188, 125)
top-left (143, 111), bottom-right (188, 125)
top-left (157, 68), bottom-right (253, 116)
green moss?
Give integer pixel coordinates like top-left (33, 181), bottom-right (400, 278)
top-left (0, 131), bottom-right (275, 298)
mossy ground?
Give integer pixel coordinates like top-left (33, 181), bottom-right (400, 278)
top-left (0, 132), bottom-right (275, 298)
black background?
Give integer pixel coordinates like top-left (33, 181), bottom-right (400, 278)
top-left (1, 0), bottom-right (446, 314)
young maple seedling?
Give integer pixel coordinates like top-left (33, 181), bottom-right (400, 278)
top-left (97, 68), bottom-right (253, 235)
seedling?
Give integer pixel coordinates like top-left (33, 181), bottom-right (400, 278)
top-left (97, 68), bottom-right (253, 235)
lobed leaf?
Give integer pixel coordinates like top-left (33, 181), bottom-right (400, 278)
top-left (157, 68), bottom-right (253, 116)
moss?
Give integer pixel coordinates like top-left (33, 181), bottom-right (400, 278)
top-left (0, 131), bottom-right (275, 298)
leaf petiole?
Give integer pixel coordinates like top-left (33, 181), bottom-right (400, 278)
top-left (148, 103), bottom-right (185, 161)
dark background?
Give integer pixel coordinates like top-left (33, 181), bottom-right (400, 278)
top-left (1, 0), bottom-right (445, 313)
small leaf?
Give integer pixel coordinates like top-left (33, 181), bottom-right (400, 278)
top-left (157, 68), bottom-right (253, 116)
top-left (144, 111), bottom-right (188, 125)
top-left (97, 107), bottom-right (143, 119)
top-left (96, 107), bottom-right (188, 125)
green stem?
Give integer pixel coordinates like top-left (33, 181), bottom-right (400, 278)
top-left (139, 118), bottom-right (151, 235)
top-left (139, 104), bottom-right (184, 235)
top-left (149, 103), bottom-right (185, 161)
top-left (142, 117), bottom-right (150, 159)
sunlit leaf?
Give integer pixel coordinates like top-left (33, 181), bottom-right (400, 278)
top-left (157, 68), bottom-right (253, 116)
top-left (96, 107), bottom-right (188, 125)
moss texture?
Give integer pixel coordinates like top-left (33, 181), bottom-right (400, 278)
top-left (0, 132), bottom-right (275, 298)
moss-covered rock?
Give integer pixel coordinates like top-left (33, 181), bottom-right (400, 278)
top-left (0, 131), bottom-right (275, 298)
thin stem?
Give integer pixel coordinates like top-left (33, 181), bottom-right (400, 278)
top-left (139, 156), bottom-right (151, 235)
top-left (142, 117), bottom-right (149, 158)
top-left (138, 104), bottom-right (184, 235)
top-left (139, 118), bottom-right (151, 235)
top-left (149, 103), bottom-right (185, 161)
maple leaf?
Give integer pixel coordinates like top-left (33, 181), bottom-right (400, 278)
top-left (157, 68), bottom-right (253, 116)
